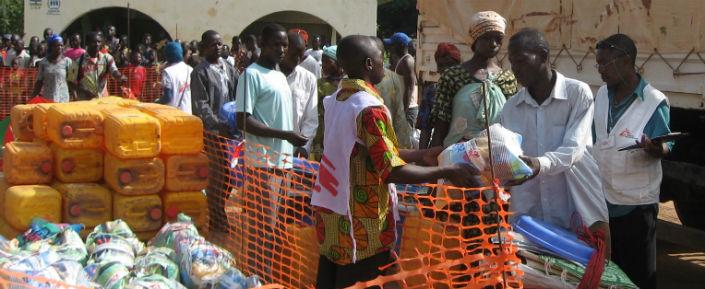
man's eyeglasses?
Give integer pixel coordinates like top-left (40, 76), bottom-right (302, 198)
top-left (595, 41), bottom-right (630, 69)
top-left (596, 41), bottom-right (630, 57)
top-left (594, 54), bottom-right (628, 69)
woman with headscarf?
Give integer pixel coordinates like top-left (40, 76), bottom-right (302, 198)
top-left (310, 45), bottom-right (344, 160)
top-left (157, 41), bottom-right (193, 113)
top-left (429, 11), bottom-right (517, 147)
top-left (32, 35), bottom-right (72, 103)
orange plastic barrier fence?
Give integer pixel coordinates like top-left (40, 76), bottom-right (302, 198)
top-left (0, 131), bottom-right (523, 289)
top-left (0, 67), bottom-right (163, 119)
top-left (200, 133), bottom-right (523, 289)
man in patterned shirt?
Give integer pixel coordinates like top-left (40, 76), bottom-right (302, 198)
top-left (313, 35), bottom-right (480, 289)
top-left (67, 31), bottom-right (126, 100)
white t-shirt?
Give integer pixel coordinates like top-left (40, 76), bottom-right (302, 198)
top-left (285, 66), bottom-right (318, 151)
top-left (162, 61), bottom-right (194, 114)
top-left (300, 55), bottom-right (321, 79)
top-left (306, 48), bottom-right (323, 64)
top-left (226, 56), bottom-right (235, 68)
top-left (235, 63), bottom-right (294, 168)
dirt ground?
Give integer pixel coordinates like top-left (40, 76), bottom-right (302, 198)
top-left (657, 201), bottom-right (705, 289)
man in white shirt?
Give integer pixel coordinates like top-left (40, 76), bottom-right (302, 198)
top-left (300, 52), bottom-right (321, 79)
top-left (280, 32), bottom-right (318, 158)
top-left (305, 35), bottom-right (324, 64)
top-left (501, 29), bottom-right (609, 241)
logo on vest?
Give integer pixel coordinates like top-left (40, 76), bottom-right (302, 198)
top-left (618, 128), bottom-right (635, 139)
top-left (314, 155), bottom-right (339, 196)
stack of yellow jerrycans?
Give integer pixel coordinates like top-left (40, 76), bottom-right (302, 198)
top-left (1, 97), bottom-right (209, 241)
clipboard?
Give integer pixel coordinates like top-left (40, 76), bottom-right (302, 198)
top-left (617, 132), bottom-right (689, 151)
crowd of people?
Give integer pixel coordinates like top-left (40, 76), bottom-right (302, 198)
top-left (1, 10), bottom-right (670, 289)
top-left (0, 26), bottom-right (328, 104)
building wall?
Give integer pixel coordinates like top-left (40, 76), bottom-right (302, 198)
top-left (24, 0), bottom-right (377, 41)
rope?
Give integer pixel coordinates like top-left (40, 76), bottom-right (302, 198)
top-left (576, 226), bottom-right (607, 289)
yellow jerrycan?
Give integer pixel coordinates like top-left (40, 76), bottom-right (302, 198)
top-left (103, 109), bottom-right (161, 159)
top-left (133, 103), bottom-right (204, 154)
top-left (52, 144), bottom-right (104, 183)
top-left (11, 104), bottom-right (36, 141)
top-left (104, 153), bottom-right (165, 195)
top-left (91, 96), bottom-right (140, 107)
top-left (3, 185), bottom-right (61, 230)
top-left (32, 103), bottom-right (58, 141)
top-left (113, 193), bottom-right (163, 232)
top-left (46, 104), bottom-right (104, 149)
top-left (3, 141), bottom-right (53, 185)
top-left (162, 191), bottom-right (208, 229)
top-left (162, 153), bottom-right (209, 192)
top-left (53, 182), bottom-right (112, 229)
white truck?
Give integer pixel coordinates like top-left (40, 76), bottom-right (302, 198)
top-left (416, 0), bottom-right (705, 230)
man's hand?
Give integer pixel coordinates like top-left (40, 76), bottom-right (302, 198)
top-left (505, 156), bottom-right (540, 187)
top-left (443, 163), bottom-right (482, 188)
top-left (637, 135), bottom-right (666, 158)
top-left (420, 146), bottom-right (444, 166)
top-left (294, 147), bottom-right (309, 159)
top-left (285, 131), bottom-right (308, 147)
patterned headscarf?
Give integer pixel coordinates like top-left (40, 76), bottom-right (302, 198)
top-left (468, 11), bottom-right (507, 44)
top-left (435, 42), bottom-right (461, 63)
top-left (322, 45), bottom-right (337, 62)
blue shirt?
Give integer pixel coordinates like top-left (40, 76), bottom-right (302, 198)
top-left (592, 76), bottom-right (671, 217)
top-left (235, 63), bottom-right (294, 168)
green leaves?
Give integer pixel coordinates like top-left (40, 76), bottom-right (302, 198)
top-left (0, 0), bottom-right (24, 35)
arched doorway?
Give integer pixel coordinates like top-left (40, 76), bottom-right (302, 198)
top-left (239, 11), bottom-right (341, 47)
top-left (61, 7), bottom-right (171, 50)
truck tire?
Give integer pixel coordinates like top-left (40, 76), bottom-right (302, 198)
top-left (661, 161), bottom-right (705, 231)
top-left (672, 186), bottom-right (705, 230)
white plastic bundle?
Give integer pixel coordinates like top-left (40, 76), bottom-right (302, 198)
top-left (438, 124), bottom-right (533, 185)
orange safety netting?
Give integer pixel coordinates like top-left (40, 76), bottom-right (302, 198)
top-left (1, 130), bottom-right (523, 289)
top-left (0, 67), bottom-right (163, 119)
top-left (199, 133), bottom-right (523, 289)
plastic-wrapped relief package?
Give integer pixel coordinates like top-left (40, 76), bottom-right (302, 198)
top-left (133, 247), bottom-right (179, 280)
top-left (1, 248), bottom-right (98, 288)
top-left (89, 261), bottom-right (132, 289)
top-left (438, 124), bottom-right (533, 185)
top-left (87, 235), bottom-right (138, 268)
top-left (86, 220), bottom-right (145, 256)
top-left (148, 213), bottom-right (200, 249)
top-left (177, 237), bottom-right (234, 289)
top-left (125, 274), bottom-right (188, 289)
top-left (214, 267), bottom-right (264, 289)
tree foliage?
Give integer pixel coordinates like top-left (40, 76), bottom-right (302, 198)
top-left (377, 0), bottom-right (417, 38)
top-left (0, 0), bottom-right (24, 35)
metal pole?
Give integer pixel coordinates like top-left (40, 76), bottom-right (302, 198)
top-left (480, 80), bottom-right (508, 288)
top-left (127, 2), bottom-right (130, 50)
